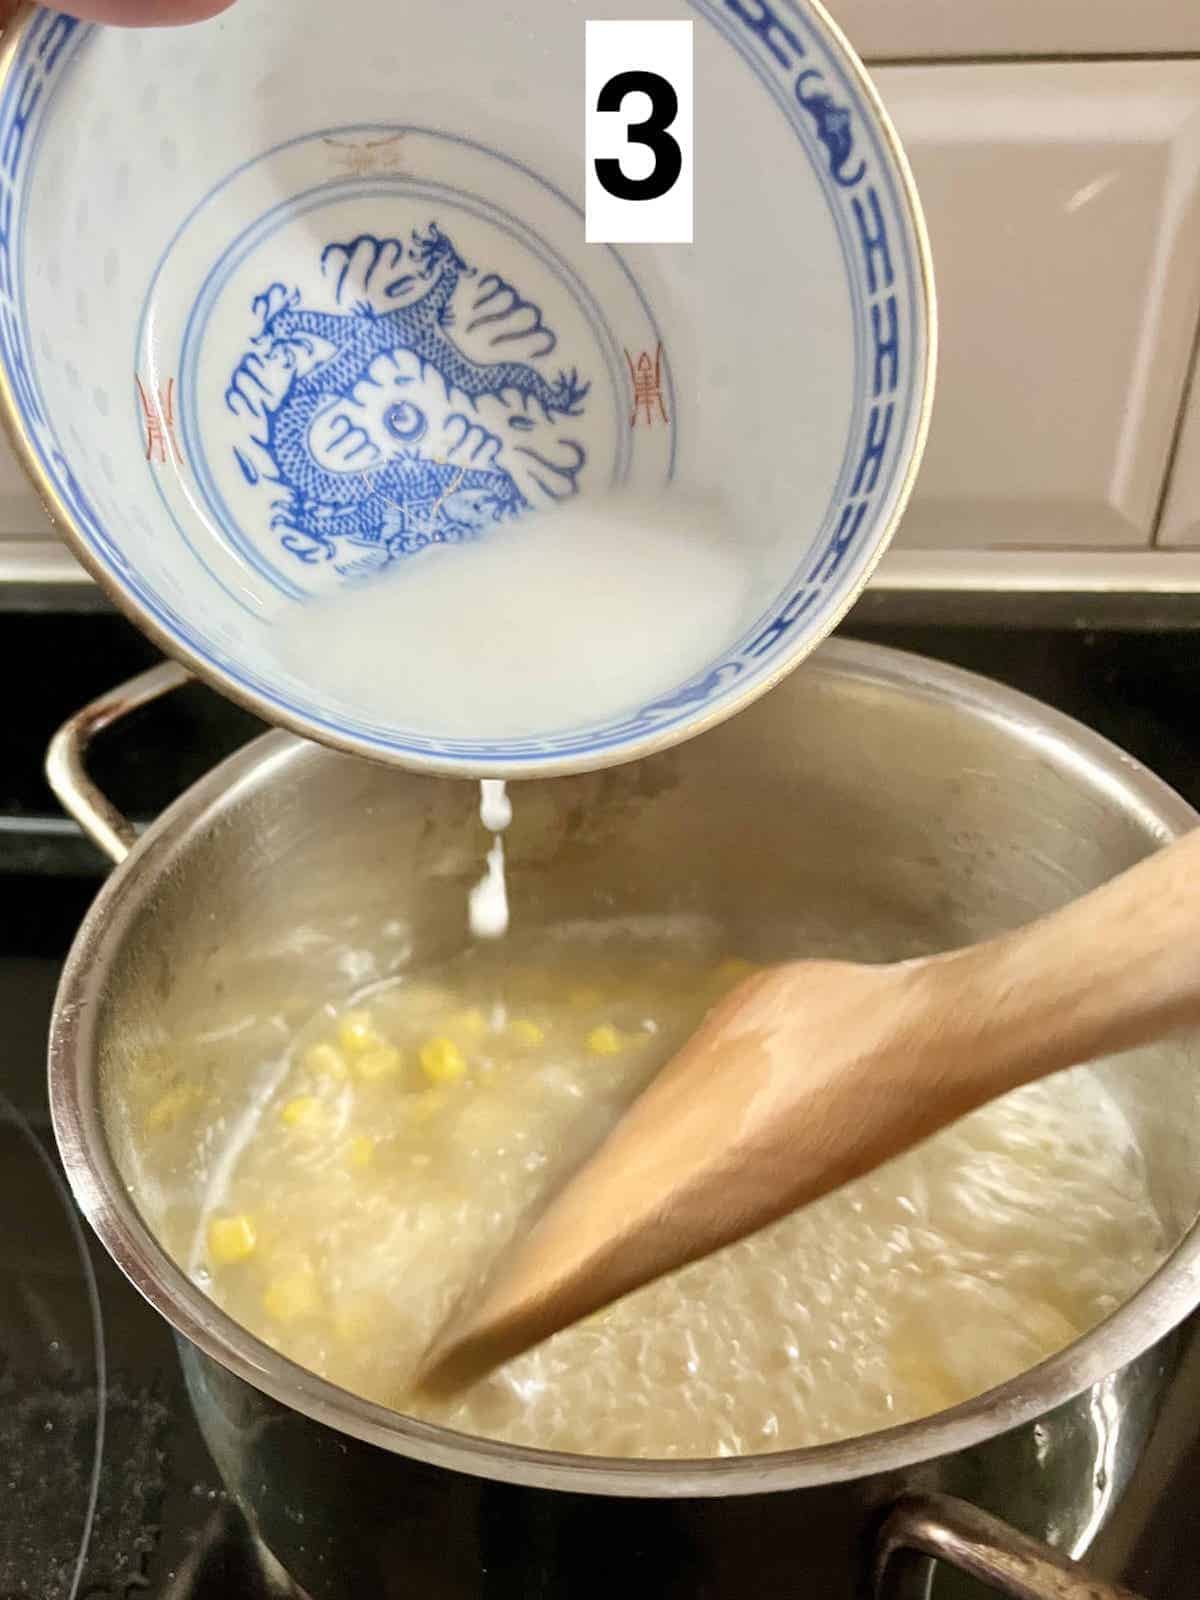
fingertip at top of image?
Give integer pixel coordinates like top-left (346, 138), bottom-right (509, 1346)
top-left (0, 0), bottom-right (236, 28)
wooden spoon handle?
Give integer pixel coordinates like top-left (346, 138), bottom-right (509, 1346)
top-left (419, 827), bottom-right (1200, 1394)
top-left (914, 824), bottom-right (1200, 1108)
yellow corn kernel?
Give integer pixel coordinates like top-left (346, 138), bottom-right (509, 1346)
top-left (508, 1018), bottom-right (545, 1047)
top-left (304, 1041), bottom-right (348, 1081)
top-left (145, 1083), bottom-right (195, 1133)
top-left (355, 1044), bottom-right (402, 1082)
top-left (450, 1007), bottom-right (488, 1038)
top-left (568, 985), bottom-right (603, 1010)
top-left (348, 1135), bottom-right (374, 1169)
top-left (262, 1271), bottom-right (319, 1323)
top-left (420, 1036), bottom-right (467, 1084)
top-left (337, 1010), bottom-right (380, 1054)
top-left (280, 1095), bottom-right (324, 1132)
top-left (586, 1023), bottom-right (623, 1056)
top-left (207, 1214), bottom-right (257, 1265)
top-left (715, 957), bottom-right (756, 986)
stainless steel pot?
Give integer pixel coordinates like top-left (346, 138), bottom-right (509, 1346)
top-left (47, 641), bottom-right (1200, 1600)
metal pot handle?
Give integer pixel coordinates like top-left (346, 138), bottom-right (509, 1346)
top-left (45, 661), bottom-right (192, 865)
top-left (875, 1493), bottom-right (1143, 1600)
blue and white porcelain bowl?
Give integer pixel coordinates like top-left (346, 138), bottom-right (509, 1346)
top-left (0, 0), bottom-right (933, 775)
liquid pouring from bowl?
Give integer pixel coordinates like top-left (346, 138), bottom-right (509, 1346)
top-left (418, 823), bottom-right (1200, 1396)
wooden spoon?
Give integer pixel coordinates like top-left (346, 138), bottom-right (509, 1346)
top-left (418, 825), bottom-right (1200, 1396)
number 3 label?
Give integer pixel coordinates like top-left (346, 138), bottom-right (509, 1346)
top-left (586, 21), bottom-right (693, 244)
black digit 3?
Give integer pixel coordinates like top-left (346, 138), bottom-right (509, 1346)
top-left (594, 70), bottom-right (682, 202)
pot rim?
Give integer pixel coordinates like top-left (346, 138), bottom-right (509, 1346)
top-left (49, 638), bottom-right (1200, 1499)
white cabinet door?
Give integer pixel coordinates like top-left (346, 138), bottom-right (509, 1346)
top-left (1160, 364), bottom-right (1200, 546)
top-left (876, 62), bottom-right (1200, 549)
top-left (828, 0), bottom-right (1200, 61)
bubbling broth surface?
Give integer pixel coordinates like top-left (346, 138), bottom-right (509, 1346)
top-left (183, 920), bottom-right (1168, 1459)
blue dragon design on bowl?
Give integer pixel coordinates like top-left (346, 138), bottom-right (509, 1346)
top-left (225, 224), bottom-right (591, 577)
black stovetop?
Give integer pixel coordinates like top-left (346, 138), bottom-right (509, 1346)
top-left (1, 610), bottom-right (1198, 1598)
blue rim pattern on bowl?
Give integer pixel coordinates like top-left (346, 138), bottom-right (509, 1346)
top-left (0, 3), bottom-right (930, 771)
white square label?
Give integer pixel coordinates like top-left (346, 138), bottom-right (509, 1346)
top-left (585, 20), bottom-right (694, 245)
